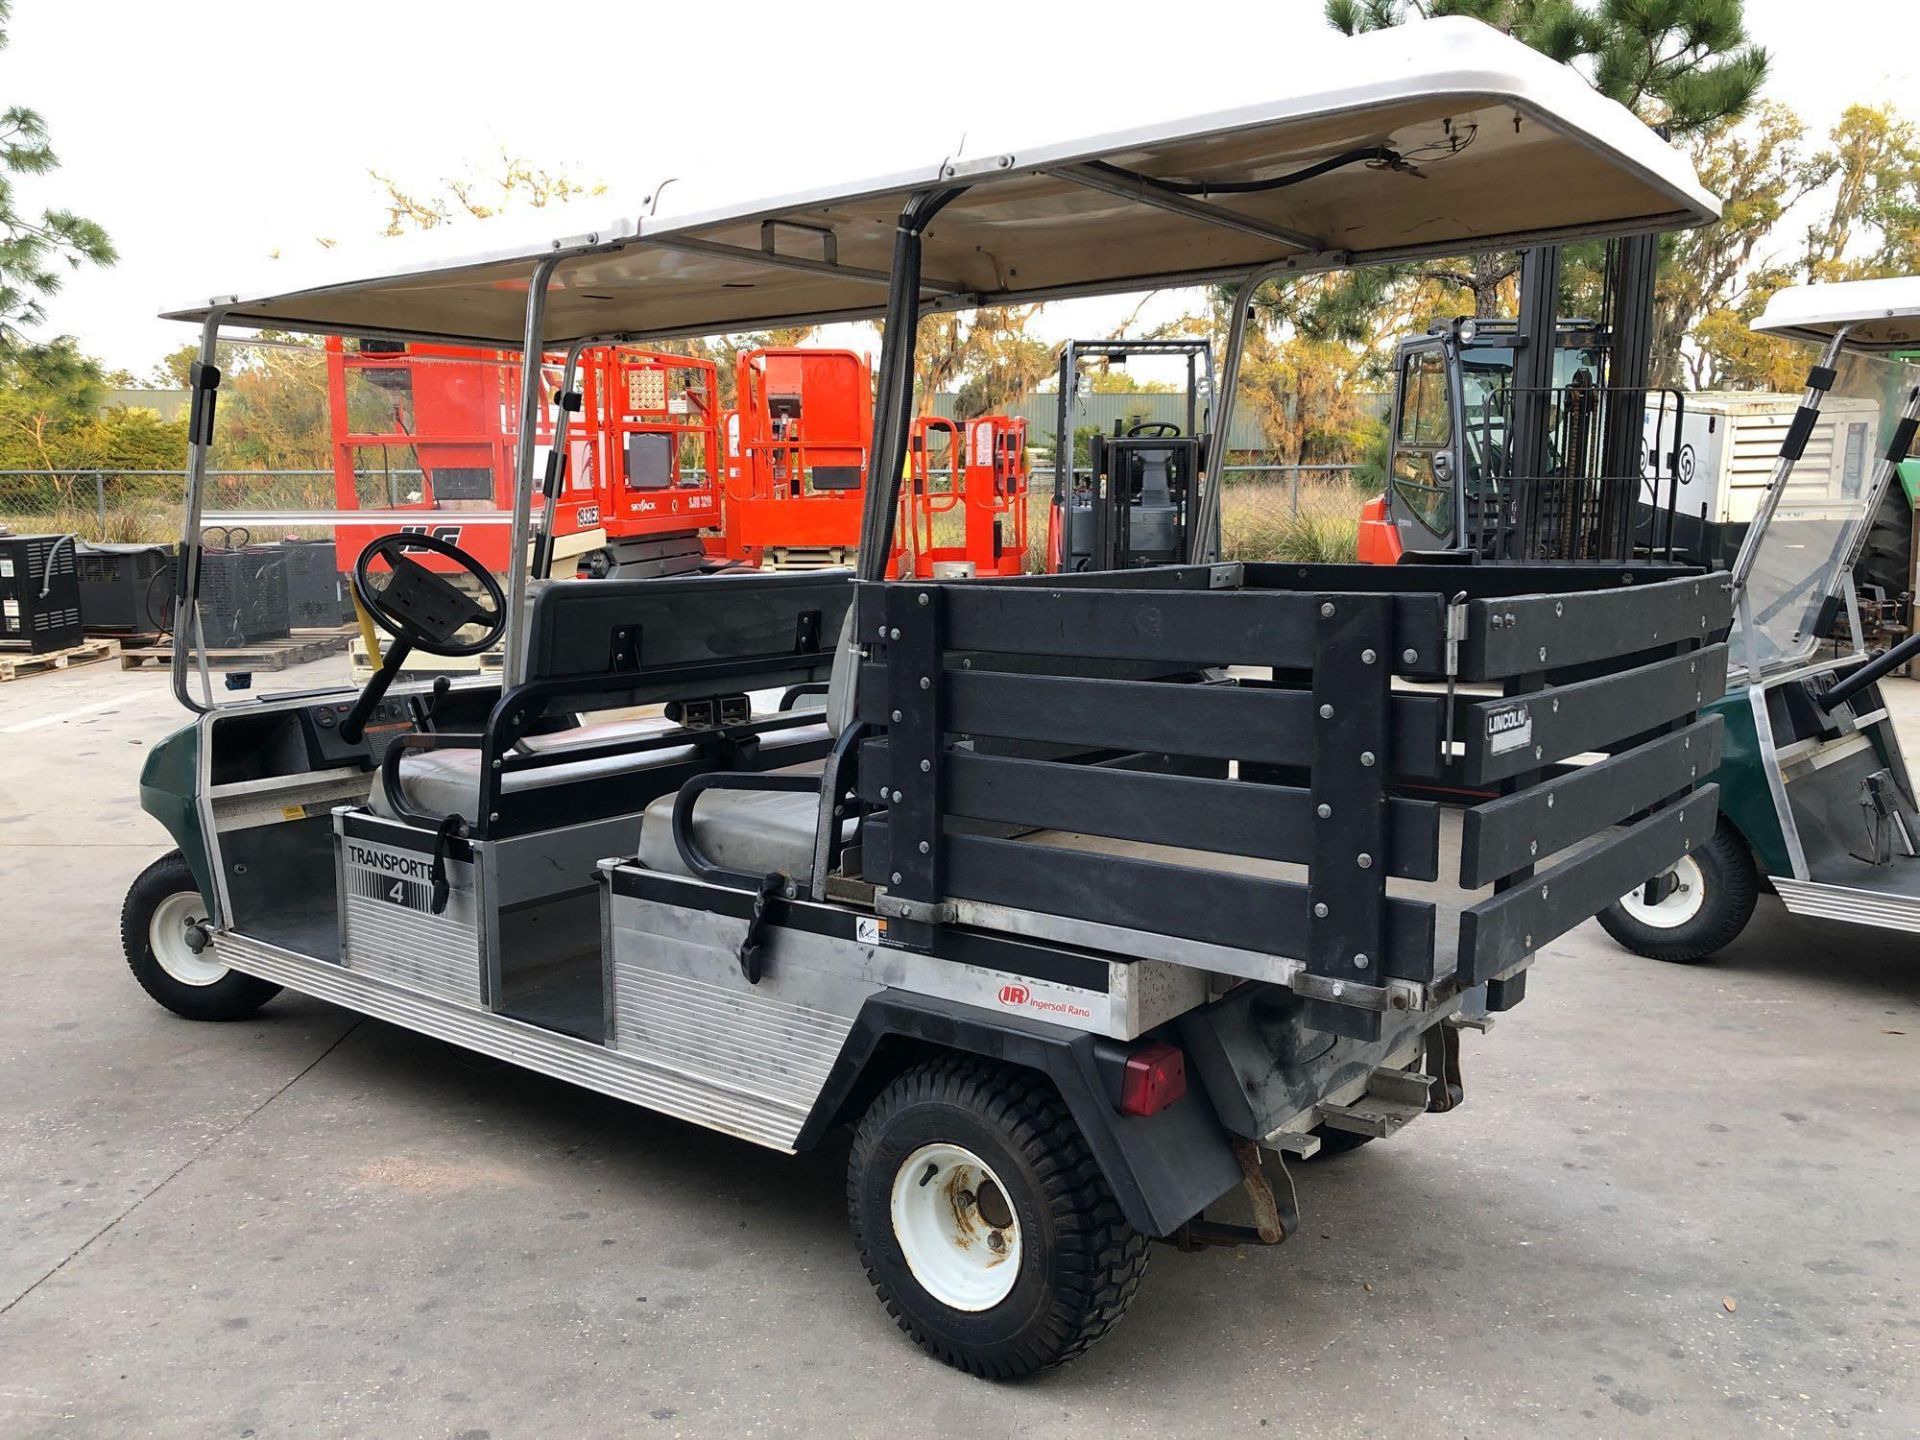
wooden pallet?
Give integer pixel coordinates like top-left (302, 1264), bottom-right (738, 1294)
top-left (0, 637), bottom-right (121, 682)
top-left (118, 626), bottom-right (353, 673)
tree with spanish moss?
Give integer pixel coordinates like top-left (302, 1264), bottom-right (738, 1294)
top-left (1322, 0), bottom-right (1768, 320)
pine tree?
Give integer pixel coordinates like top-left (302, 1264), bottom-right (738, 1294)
top-left (0, 0), bottom-right (114, 346)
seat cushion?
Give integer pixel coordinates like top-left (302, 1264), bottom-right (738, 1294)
top-left (371, 715), bottom-right (828, 824)
top-left (638, 770), bottom-right (832, 886)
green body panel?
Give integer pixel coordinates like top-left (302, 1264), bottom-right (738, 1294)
top-left (1899, 457), bottom-right (1920, 508)
top-left (1704, 690), bottom-right (1793, 878)
top-left (138, 720), bottom-right (214, 909)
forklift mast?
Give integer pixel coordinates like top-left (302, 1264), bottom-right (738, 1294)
top-left (1369, 237), bottom-right (1688, 566)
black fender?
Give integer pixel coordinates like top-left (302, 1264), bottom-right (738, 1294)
top-left (797, 989), bottom-right (1243, 1238)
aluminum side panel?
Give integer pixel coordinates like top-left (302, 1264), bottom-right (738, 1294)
top-left (339, 833), bottom-right (485, 1005)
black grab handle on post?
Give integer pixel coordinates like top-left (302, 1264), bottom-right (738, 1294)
top-left (1823, 629), bottom-right (1920, 712)
top-left (670, 771), bottom-right (824, 891)
top-left (670, 770), bottom-right (826, 986)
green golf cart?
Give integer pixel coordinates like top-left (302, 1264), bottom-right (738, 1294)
top-left (1601, 278), bottom-right (1920, 960)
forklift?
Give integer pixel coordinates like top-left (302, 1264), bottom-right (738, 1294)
top-left (122, 16), bottom-right (1729, 1379)
top-left (1356, 238), bottom-right (1697, 568)
top-left (1045, 338), bottom-right (1214, 571)
top-left (1599, 277), bottom-right (1920, 959)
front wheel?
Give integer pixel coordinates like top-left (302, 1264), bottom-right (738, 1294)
top-left (1596, 820), bottom-right (1759, 964)
top-left (847, 1057), bottom-right (1149, 1378)
top-left (120, 851), bottom-right (280, 1021)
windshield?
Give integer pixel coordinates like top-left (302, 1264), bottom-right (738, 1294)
top-left (173, 332), bottom-right (551, 707)
top-left (1732, 348), bottom-right (1919, 677)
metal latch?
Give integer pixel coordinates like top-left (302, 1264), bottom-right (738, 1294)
top-left (873, 890), bottom-right (955, 924)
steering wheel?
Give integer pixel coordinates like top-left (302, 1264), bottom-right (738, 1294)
top-left (339, 532), bottom-right (507, 745)
top-left (1126, 421), bottom-right (1181, 438)
top-left (353, 531), bottom-right (506, 656)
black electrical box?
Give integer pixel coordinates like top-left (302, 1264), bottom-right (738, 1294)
top-left (249, 540), bottom-right (347, 628)
top-left (0, 533), bottom-right (85, 653)
top-left (74, 541), bottom-right (176, 634)
top-left (198, 547), bottom-right (291, 647)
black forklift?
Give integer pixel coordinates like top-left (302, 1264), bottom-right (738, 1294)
top-left (1046, 338), bottom-right (1214, 571)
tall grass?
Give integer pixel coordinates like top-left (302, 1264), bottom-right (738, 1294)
top-left (1220, 480), bottom-right (1362, 564)
top-left (6, 477), bottom-right (1367, 567)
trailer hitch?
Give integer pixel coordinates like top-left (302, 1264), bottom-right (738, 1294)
top-left (1168, 1139), bottom-right (1298, 1250)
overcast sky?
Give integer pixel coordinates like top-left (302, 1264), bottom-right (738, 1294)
top-left (11, 0), bottom-right (1919, 376)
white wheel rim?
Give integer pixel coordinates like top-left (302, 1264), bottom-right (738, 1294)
top-left (889, 1142), bottom-right (1022, 1312)
top-left (149, 891), bottom-right (227, 986)
top-left (1617, 855), bottom-right (1706, 931)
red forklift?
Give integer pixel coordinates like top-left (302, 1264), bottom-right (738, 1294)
top-left (900, 413), bottom-right (1030, 576)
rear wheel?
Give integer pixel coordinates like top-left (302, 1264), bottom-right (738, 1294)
top-left (1596, 820), bottom-right (1758, 964)
top-left (120, 851), bottom-right (279, 1021)
top-left (847, 1057), bottom-right (1149, 1378)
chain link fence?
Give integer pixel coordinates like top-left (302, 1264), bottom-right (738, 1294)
top-left (0, 470), bottom-right (356, 544)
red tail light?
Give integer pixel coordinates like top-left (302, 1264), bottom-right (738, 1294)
top-left (1118, 1041), bottom-right (1187, 1117)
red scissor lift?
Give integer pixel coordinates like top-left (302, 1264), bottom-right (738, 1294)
top-left (901, 413), bottom-right (1030, 577)
top-left (573, 348), bottom-right (724, 577)
top-left (720, 347), bottom-right (873, 569)
top-left (326, 339), bottom-right (723, 580)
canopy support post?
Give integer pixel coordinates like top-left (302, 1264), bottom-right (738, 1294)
top-left (530, 342), bottom-right (588, 581)
top-left (859, 188), bottom-right (966, 581)
top-left (171, 307), bottom-right (228, 715)
top-left (505, 255), bottom-right (561, 686)
top-left (1201, 264), bottom-right (1294, 563)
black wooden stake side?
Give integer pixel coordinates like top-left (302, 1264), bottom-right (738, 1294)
top-left (883, 583), bottom-right (945, 948)
top-left (1303, 593), bottom-right (1393, 1041)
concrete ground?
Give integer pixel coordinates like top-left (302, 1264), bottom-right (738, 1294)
top-left (0, 653), bottom-right (1915, 1439)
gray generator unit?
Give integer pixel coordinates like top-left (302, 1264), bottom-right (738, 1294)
top-left (0, 533), bottom-right (84, 653)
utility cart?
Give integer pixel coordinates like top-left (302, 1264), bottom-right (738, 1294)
top-left (1600, 278), bottom-right (1920, 959)
top-left (122, 19), bottom-right (1726, 1378)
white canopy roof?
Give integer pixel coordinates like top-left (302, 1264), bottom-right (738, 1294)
top-left (164, 18), bottom-right (1717, 347)
top-left (1752, 276), bottom-right (1920, 352)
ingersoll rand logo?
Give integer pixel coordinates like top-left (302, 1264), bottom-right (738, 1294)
top-left (998, 984), bottom-right (1030, 1007)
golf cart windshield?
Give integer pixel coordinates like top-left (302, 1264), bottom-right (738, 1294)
top-left (172, 337), bottom-right (545, 704)
top-left (1731, 347), bottom-right (1918, 676)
